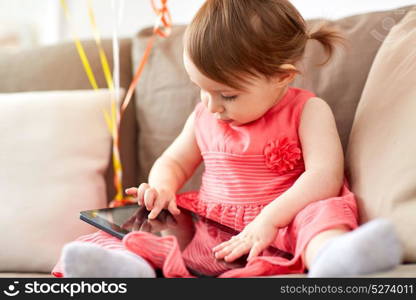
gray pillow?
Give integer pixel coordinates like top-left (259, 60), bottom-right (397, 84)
top-left (133, 27), bottom-right (203, 192)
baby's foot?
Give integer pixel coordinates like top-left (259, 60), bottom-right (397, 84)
top-left (308, 219), bottom-right (402, 277)
top-left (62, 241), bottom-right (156, 278)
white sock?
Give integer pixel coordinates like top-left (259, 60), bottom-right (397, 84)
top-left (62, 241), bottom-right (156, 278)
top-left (308, 219), bottom-right (402, 277)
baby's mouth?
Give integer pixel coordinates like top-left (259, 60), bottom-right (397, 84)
top-left (217, 118), bottom-right (233, 124)
top-left (214, 114), bottom-right (232, 122)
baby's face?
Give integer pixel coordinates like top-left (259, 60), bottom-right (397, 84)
top-left (183, 51), bottom-right (289, 126)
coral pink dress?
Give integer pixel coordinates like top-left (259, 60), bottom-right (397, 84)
top-left (52, 87), bottom-right (358, 278)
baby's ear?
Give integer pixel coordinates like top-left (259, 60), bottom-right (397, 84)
top-left (274, 64), bottom-right (297, 87)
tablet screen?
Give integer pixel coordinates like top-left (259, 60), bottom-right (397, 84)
top-left (80, 204), bottom-right (292, 277)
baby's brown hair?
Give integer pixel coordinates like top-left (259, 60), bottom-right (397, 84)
top-left (185, 0), bottom-right (344, 90)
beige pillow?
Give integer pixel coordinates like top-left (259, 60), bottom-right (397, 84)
top-left (346, 9), bottom-right (416, 262)
top-left (0, 39), bottom-right (138, 203)
top-left (0, 89), bottom-right (114, 272)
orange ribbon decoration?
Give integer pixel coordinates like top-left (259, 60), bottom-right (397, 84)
top-left (60, 0), bottom-right (172, 208)
top-left (119, 0), bottom-right (172, 117)
top-left (109, 0), bottom-right (172, 207)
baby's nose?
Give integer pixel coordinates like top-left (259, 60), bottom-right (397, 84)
top-left (207, 99), bottom-right (224, 114)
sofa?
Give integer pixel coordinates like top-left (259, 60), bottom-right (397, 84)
top-left (0, 5), bottom-right (415, 277)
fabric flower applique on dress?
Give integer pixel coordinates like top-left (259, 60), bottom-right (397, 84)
top-left (263, 137), bottom-right (302, 174)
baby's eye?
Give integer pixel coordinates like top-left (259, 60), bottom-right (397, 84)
top-left (221, 95), bottom-right (238, 101)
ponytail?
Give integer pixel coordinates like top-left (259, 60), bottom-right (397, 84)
top-left (308, 23), bottom-right (347, 66)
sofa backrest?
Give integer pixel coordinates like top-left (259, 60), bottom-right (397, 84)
top-left (1, 5), bottom-right (412, 201)
top-left (292, 6), bottom-right (411, 151)
top-left (0, 39), bottom-right (137, 202)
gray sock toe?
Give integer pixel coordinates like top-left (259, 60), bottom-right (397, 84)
top-left (308, 219), bottom-right (402, 277)
top-left (62, 241), bottom-right (156, 278)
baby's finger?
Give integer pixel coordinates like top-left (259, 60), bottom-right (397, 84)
top-left (212, 242), bottom-right (227, 253)
top-left (167, 200), bottom-right (181, 215)
top-left (125, 187), bottom-right (138, 197)
top-left (247, 242), bottom-right (264, 261)
top-left (212, 237), bottom-right (237, 252)
top-left (214, 238), bottom-right (245, 259)
top-left (137, 183), bottom-right (150, 205)
top-left (144, 188), bottom-right (157, 211)
top-left (148, 201), bottom-right (164, 219)
top-left (224, 242), bottom-right (251, 262)
top-left (214, 241), bottom-right (243, 260)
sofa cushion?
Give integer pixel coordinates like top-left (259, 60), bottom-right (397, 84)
top-left (133, 27), bottom-right (203, 191)
top-left (0, 39), bottom-right (137, 202)
top-left (292, 5), bottom-right (413, 151)
top-left (132, 6), bottom-right (412, 189)
top-left (346, 9), bottom-right (416, 262)
top-left (0, 89), bottom-right (113, 272)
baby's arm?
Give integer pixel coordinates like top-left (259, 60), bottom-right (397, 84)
top-left (259, 97), bottom-right (344, 228)
top-left (126, 111), bottom-right (202, 218)
top-left (214, 97), bottom-right (344, 261)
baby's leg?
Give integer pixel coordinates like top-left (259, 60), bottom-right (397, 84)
top-left (305, 219), bottom-right (402, 277)
top-left (62, 241), bottom-right (156, 278)
top-left (302, 225), bottom-right (349, 269)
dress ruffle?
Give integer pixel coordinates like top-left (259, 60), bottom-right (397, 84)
top-left (121, 184), bottom-right (356, 278)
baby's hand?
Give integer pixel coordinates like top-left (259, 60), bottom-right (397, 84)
top-left (125, 183), bottom-right (180, 219)
top-left (212, 216), bottom-right (278, 262)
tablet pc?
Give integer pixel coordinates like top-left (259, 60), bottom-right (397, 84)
top-left (80, 204), bottom-right (292, 277)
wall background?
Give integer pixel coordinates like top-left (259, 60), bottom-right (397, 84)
top-left (0, 0), bottom-right (414, 50)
